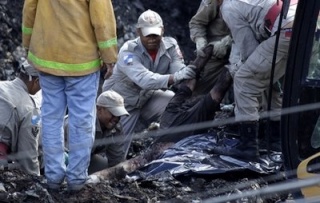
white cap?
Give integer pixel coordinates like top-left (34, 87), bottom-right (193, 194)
top-left (136, 9), bottom-right (163, 36)
top-left (96, 90), bottom-right (129, 117)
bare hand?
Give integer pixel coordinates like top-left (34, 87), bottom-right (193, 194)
top-left (101, 63), bottom-right (115, 79)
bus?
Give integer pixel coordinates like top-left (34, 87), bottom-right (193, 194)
top-left (282, 0), bottom-right (320, 199)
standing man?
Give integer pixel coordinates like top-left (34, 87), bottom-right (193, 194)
top-left (64, 90), bottom-right (129, 174)
top-left (0, 60), bottom-right (41, 175)
top-left (189, 0), bottom-right (238, 100)
top-left (22, 0), bottom-right (118, 191)
top-left (102, 9), bottom-right (197, 158)
top-left (213, 0), bottom-right (298, 161)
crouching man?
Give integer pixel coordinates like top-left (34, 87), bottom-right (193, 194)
top-left (85, 45), bottom-right (233, 183)
top-left (64, 90), bottom-right (129, 174)
top-left (0, 60), bottom-right (41, 175)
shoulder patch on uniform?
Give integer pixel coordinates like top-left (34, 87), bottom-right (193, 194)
top-left (123, 54), bottom-right (134, 65)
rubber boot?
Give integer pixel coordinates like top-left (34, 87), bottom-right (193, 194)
top-left (213, 121), bottom-right (260, 162)
top-left (259, 120), bottom-right (282, 153)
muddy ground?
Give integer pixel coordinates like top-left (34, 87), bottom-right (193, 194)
top-left (0, 0), bottom-right (293, 202)
top-left (0, 144), bottom-right (288, 203)
top-left (0, 117), bottom-right (291, 203)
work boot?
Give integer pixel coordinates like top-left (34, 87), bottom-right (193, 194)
top-left (212, 121), bottom-right (260, 162)
top-left (260, 120), bottom-right (281, 152)
top-left (189, 45), bottom-right (213, 77)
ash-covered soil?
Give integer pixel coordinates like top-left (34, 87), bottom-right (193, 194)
top-left (0, 113), bottom-right (289, 203)
top-left (0, 159), bottom-right (286, 203)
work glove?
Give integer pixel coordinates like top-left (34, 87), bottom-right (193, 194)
top-left (209, 35), bottom-right (233, 59)
top-left (195, 37), bottom-right (208, 57)
top-left (173, 66), bottom-right (197, 83)
top-left (195, 37), bottom-right (208, 51)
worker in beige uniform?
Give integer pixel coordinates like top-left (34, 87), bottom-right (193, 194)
top-left (0, 60), bottom-right (41, 175)
top-left (189, 0), bottom-right (239, 101)
top-left (64, 90), bottom-right (129, 174)
top-left (103, 10), bottom-right (197, 158)
top-left (212, 0), bottom-right (298, 161)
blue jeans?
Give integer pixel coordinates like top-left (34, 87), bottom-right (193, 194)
top-left (40, 71), bottom-right (99, 186)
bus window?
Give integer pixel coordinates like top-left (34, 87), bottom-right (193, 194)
top-left (307, 11), bottom-right (320, 80)
top-left (311, 116), bottom-right (320, 149)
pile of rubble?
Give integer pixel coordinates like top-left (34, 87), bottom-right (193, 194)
top-left (0, 0), bottom-right (24, 80)
top-left (0, 0), bottom-right (201, 80)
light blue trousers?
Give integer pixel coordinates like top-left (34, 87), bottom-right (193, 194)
top-left (40, 71), bottom-right (99, 186)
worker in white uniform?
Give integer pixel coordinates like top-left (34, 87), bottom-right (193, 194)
top-left (213, 0), bottom-right (298, 161)
top-left (0, 59), bottom-right (41, 175)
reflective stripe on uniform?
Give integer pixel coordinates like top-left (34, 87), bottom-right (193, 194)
top-left (22, 25), bottom-right (33, 35)
top-left (28, 52), bottom-right (101, 71)
top-left (98, 38), bottom-right (117, 49)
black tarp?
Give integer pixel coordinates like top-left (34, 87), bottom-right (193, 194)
top-left (128, 132), bottom-right (283, 180)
